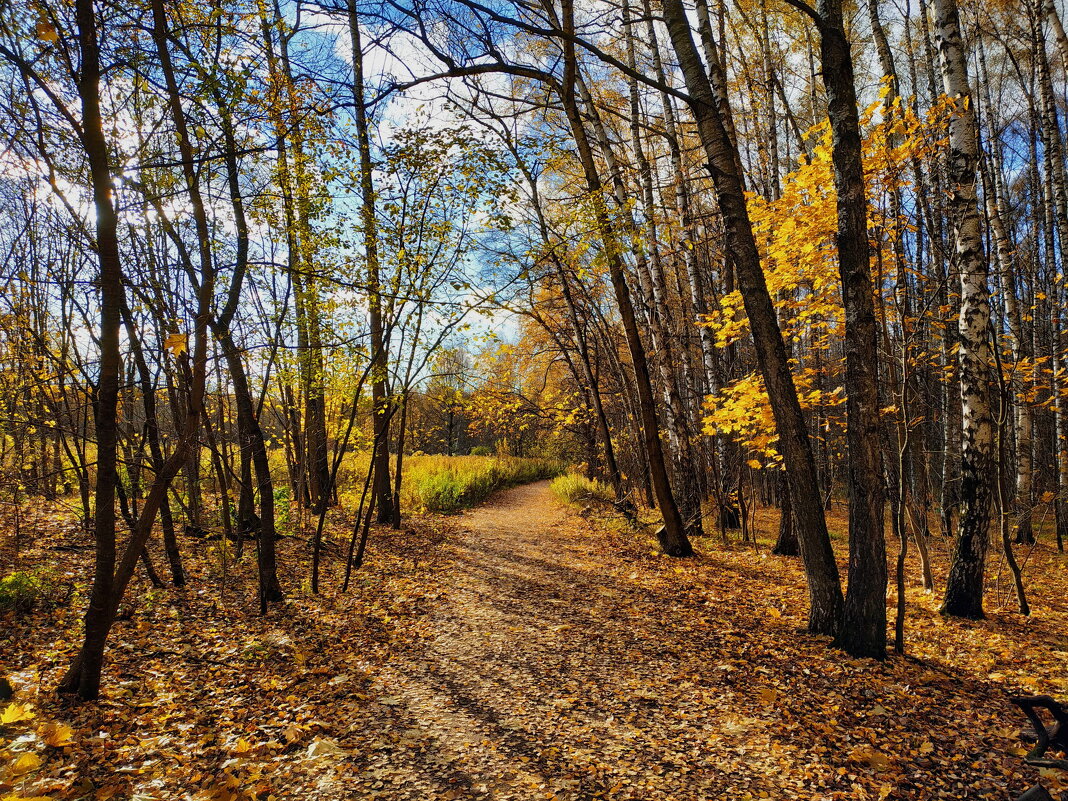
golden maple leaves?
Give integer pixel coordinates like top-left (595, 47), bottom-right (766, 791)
top-left (1, 700), bottom-right (76, 799)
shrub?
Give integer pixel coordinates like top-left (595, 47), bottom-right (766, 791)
top-left (0, 569), bottom-right (60, 614)
top-left (273, 485), bottom-right (291, 527)
top-left (415, 470), bottom-right (466, 513)
top-left (469, 445), bottom-right (492, 457)
top-left (550, 473), bottom-right (612, 505)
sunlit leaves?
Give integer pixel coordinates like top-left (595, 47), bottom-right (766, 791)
top-left (36, 722), bottom-right (73, 748)
top-left (8, 753), bottom-right (42, 777)
top-left (700, 94), bottom-right (956, 464)
top-left (34, 21), bottom-right (57, 43)
top-left (0, 703), bottom-right (35, 725)
top-left (163, 332), bottom-right (188, 357)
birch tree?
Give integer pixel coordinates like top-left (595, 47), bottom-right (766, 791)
top-left (933, 0), bottom-right (996, 619)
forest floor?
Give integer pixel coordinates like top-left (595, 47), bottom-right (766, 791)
top-left (3, 480), bottom-right (1068, 800)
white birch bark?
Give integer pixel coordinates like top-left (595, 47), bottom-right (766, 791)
top-left (933, 0), bottom-right (995, 618)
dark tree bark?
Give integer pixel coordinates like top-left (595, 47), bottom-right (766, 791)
top-left (60, 0), bottom-right (222, 696)
top-left (59, 0), bottom-right (122, 701)
top-left (772, 472), bottom-right (798, 556)
top-left (556, 0), bottom-right (692, 555)
top-left (346, 0), bottom-right (395, 525)
top-left (812, 0), bottom-right (888, 659)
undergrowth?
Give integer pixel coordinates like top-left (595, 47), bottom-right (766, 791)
top-left (550, 472), bottom-right (613, 505)
top-left (0, 568), bottom-right (62, 613)
top-left (404, 455), bottom-right (566, 513)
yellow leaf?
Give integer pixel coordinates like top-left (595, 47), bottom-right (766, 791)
top-left (164, 332), bottom-right (188, 356)
top-left (11, 752), bottom-right (43, 776)
top-left (35, 21), bottom-right (58, 43)
top-left (849, 745), bottom-right (892, 770)
top-left (38, 722), bottom-right (74, 747)
top-left (1, 702), bottom-right (35, 724)
top-left (234, 737), bottom-right (251, 754)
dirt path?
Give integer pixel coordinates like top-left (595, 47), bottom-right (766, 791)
top-left (359, 480), bottom-right (626, 799)
top-left (332, 480), bottom-right (1031, 801)
top-left (352, 479), bottom-right (734, 800)
top-left (345, 481), bottom-right (812, 799)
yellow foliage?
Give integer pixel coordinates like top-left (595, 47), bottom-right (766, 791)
top-left (704, 371), bottom-right (844, 467)
top-left (37, 722), bottom-right (73, 748)
top-left (9, 752), bottom-right (42, 776)
top-left (0, 702), bottom-right (35, 725)
top-left (701, 90), bottom-right (953, 459)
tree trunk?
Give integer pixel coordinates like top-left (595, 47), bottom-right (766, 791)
top-left (59, 0), bottom-right (122, 701)
top-left (61, 0), bottom-right (219, 696)
top-left (934, 0), bottom-right (995, 619)
top-left (347, 0), bottom-right (394, 525)
top-left (556, 0), bottom-right (692, 556)
top-left (772, 471), bottom-right (798, 556)
top-left (816, 0), bottom-right (887, 658)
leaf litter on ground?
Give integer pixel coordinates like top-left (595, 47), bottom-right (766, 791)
top-left (1, 481), bottom-right (1066, 800)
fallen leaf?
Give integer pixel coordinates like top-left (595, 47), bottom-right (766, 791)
top-left (11, 752), bottom-right (43, 776)
top-left (1, 703), bottom-right (35, 724)
top-left (38, 722), bottom-right (74, 747)
top-left (306, 738), bottom-right (347, 758)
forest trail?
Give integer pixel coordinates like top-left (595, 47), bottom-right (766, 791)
top-left (336, 481), bottom-right (1035, 800)
top-left (353, 479), bottom-right (743, 800)
top-left (360, 480), bottom-right (648, 799)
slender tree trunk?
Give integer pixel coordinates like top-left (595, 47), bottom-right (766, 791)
top-left (61, 0), bottom-right (218, 696)
top-left (1054, 309), bottom-right (1068, 549)
top-left (934, 0), bottom-right (995, 619)
top-left (1045, 0), bottom-right (1068, 69)
top-left (273, 13), bottom-right (330, 515)
top-left (59, 0), bottom-right (122, 701)
top-left (1033, 4), bottom-right (1068, 553)
top-left (557, 263), bottom-right (623, 499)
top-left (772, 471), bottom-right (798, 555)
top-left (119, 296), bottom-right (183, 586)
top-left (556, 0), bottom-right (691, 555)
top-left (347, 0), bottom-right (394, 525)
top-left (993, 332), bottom-right (1030, 615)
top-left (976, 40), bottom-right (1034, 547)
top-left (617, 4), bottom-right (703, 534)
